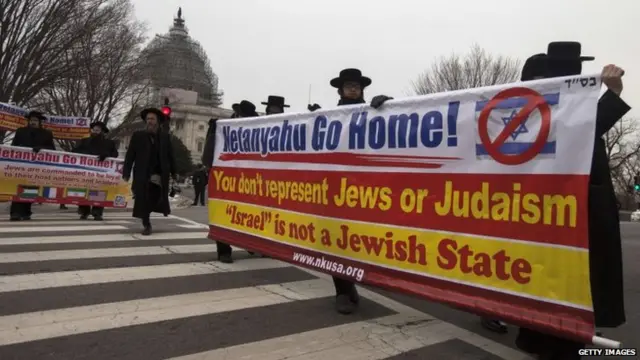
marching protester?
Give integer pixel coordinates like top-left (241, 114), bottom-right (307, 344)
top-left (231, 103), bottom-right (240, 118)
top-left (9, 111), bottom-right (56, 221)
top-left (73, 121), bottom-right (118, 220)
top-left (191, 163), bottom-right (207, 206)
top-left (262, 95), bottom-right (289, 115)
top-left (122, 107), bottom-right (177, 235)
top-left (305, 68), bottom-right (383, 314)
top-left (203, 100), bottom-right (258, 263)
top-left (507, 42), bottom-right (629, 360)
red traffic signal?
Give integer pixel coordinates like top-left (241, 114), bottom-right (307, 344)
top-left (161, 106), bottom-right (172, 117)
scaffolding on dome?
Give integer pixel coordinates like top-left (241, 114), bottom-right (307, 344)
top-left (140, 7), bottom-right (223, 107)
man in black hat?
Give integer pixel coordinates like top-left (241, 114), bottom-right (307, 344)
top-left (512, 42), bottom-right (629, 360)
top-left (202, 100), bottom-right (258, 263)
top-left (262, 96), bottom-right (290, 115)
top-left (191, 163), bottom-right (207, 206)
top-left (122, 108), bottom-right (177, 235)
top-left (72, 121), bottom-right (118, 220)
top-left (231, 103), bottom-right (240, 118)
top-left (9, 111), bottom-right (56, 221)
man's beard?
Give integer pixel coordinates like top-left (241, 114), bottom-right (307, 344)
top-left (146, 124), bottom-right (158, 132)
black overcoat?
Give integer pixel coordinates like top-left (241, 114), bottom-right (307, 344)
top-left (72, 136), bottom-right (118, 157)
top-left (12, 126), bottom-right (56, 149)
top-left (122, 130), bottom-right (176, 218)
top-left (588, 89), bottom-right (630, 327)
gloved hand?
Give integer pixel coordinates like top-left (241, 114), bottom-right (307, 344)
top-left (122, 175), bottom-right (130, 182)
top-left (32, 146), bottom-right (41, 153)
top-left (98, 154), bottom-right (107, 161)
top-left (308, 103), bottom-right (321, 112)
top-left (370, 95), bottom-right (393, 109)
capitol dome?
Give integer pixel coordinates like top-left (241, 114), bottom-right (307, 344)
top-left (141, 8), bottom-right (223, 106)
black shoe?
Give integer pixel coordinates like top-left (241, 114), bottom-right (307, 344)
top-left (335, 294), bottom-right (357, 314)
top-left (80, 214), bottom-right (89, 220)
top-left (93, 215), bottom-right (103, 221)
top-left (218, 254), bottom-right (233, 263)
top-left (141, 226), bottom-right (152, 236)
top-left (9, 216), bottom-right (20, 221)
top-left (481, 318), bottom-right (508, 334)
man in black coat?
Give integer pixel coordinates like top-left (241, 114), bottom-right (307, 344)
top-left (191, 164), bottom-right (207, 206)
top-left (509, 42), bottom-right (629, 360)
top-left (262, 95), bottom-right (290, 115)
top-left (202, 100), bottom-right (258, 263)
top-left (122, 108), bottom-right (177, 235)
top-left (308, 69), bottom-right (380, 314)
top-left (9, 111), bottom-right (56, 221)
top-left (73, 121), bottom-right (118, 220)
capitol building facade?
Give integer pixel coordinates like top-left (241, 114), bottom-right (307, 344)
top-left (112, 9), bottom-right (233, 164)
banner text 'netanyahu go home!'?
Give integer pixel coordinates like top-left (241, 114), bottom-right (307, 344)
top-left (0, 145), bottom-right (129, 207)
top-left (0, 102), bottom-right (90, 140)
top-left (207, 75), bottom-right (601, 343)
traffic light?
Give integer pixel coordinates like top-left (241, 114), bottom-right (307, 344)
top-left (634, 175), bottom-right (640, 191)
top-left (161, 97), bottom-right (172, 117)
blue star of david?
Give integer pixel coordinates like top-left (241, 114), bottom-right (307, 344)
top-left (501, 110), bottom-right (529, 140)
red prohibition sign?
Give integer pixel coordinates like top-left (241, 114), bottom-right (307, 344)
top-left (477, 87), bottom-right (551, 165)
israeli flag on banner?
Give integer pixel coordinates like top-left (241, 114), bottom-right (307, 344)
top-left (475, 93), bottom-right (559, 159)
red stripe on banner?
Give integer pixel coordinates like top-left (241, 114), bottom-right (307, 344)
top-left (208, 167), bottom-right (589, 248)
top-left (10, 196), bottom-right (127, 208)
top-left (218, 152), bottom-right (463, 169)
top-left (209, 225), bottom-right (595, 343)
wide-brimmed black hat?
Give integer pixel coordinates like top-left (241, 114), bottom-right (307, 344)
top-left (140, 107), bottom-right (166, 122)
top-left (545, 41), bottom-right (593, 78)
top-left (231, 103), bottom-right (240, 112)
top-left (90, 121), bottom-right (109, 133)
top-left (547, 42), bottom-right (594, 61)
top-left (520, 53), bottom-right (548, 81)
top-left (261, 95), bottom-right (290, 108)
top-left (330, 68), bottom-right (372, 89)
top-left (238, 100), bottom-right (258, 117)
top-left (25, 111), bottom-right (46, 121)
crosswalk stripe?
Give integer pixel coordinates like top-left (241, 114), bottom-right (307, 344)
top-left (0, 213), bottom-right (529, 360)
top-left (168, 313), bottom-right (451, 360)
top-left (0, 279), bottom-right (326, 346)
top-left (0, 258), bottom-right (289, 292)
top-left (0, 220), bottom-right (132, 226)
top-left (0, 232), bottom-right (208, 245)
top-left (0, 244), bottom-right (218, 263)
top-left (0, 213), bottom-right (165, 222)
top-left (0, 225), bottom-right (127, 233)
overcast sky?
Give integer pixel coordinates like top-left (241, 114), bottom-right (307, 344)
top-left (132, 0), bottom-right (639, 116)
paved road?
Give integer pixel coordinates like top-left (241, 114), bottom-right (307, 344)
top-left (0, 207), bottom-right (532, 360)
top-left (172, 206), bottom-right (640, 358)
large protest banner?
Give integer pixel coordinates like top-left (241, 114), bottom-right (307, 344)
top-left (0, 102), bottom-right (90, 140)
top-left (0, 145), bottom-right (129, 207)
top-left (207, 75), bottom-right (601, 343)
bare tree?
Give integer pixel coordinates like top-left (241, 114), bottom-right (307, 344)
top-left (0, 0), bottom-right (124, 142)
top-left (603, 117), bottom-right (640, 208)
top-left (412, 44), bottom-right (521, 95)
top-left (25, 0), bottom-right (147, 150)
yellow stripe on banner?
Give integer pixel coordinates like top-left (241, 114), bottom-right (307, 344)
top-left (209, 198), bottom-right (592, 309)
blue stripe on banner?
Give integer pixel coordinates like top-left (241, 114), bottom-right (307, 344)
top-left (0, 158), bottom-right (110, 172)
top-left (475, 141), bottom-right (556, 155)
top-left (475, 93), bottom-right (560, 112)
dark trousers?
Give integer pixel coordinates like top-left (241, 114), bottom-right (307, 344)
top-left (10, 202), bottom-right (32, 218)
top-left (193, 186), bottom-right (205, 205)
top-left (78, 205), bottom-right (104, 217)
top-left (333, 276), bottom-right (356, 295)
top-left (216, 241), bottom-right (232, 256)
top-left (141, 183), bottom-right (162, 228)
